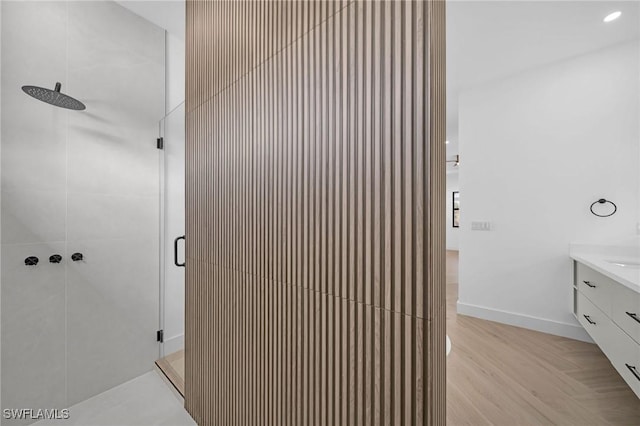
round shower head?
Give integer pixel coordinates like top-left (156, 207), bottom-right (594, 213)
top-left (21, 82), bottom-right (86, 111)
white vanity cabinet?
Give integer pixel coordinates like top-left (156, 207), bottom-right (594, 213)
top-left (573, 261), bottom-right (640, 398)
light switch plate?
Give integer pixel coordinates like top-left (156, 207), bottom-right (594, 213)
top-left (471, 221), bottom-right (491, 231)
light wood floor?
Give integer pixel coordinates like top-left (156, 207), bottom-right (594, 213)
top-left (157, 251), bottom-right (640, 424)
top-left (156, 349), bottom-right (185, 397)
top-left (446, 250), bottom-right (640, 425)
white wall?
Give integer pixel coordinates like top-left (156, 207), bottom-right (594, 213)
top-left (446, 172), bottom-right (460, 251)
top-left (166, 32), bottom-right (185, 114)
top-left (458, 41), bottom-right (639, 341)
top-left (0, 2), bottom-right (3, 414)
top-left (1, 1), bottom-right (165, 420)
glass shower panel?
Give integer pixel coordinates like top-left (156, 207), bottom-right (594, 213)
top-left (160, 102), bottom-right (186, 358)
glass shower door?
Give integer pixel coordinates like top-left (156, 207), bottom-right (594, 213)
top-left (159, 102), bottom-right (186, 359)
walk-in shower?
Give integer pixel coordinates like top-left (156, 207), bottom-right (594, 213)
top-left (1, 1), bottom-right (166, 424)
top-left (21, 82), bottom-right (86, 110)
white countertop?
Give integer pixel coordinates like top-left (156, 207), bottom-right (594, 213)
top-left (570, 239), bottom-right (640, 293)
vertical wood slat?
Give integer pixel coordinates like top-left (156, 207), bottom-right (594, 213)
top-left (185, 1), bottom-right (446, 425)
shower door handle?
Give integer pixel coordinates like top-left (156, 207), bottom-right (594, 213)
top-left (174, 235), bottom-right (186, 267)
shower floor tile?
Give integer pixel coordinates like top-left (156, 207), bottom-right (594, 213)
top-left (33, 371), bottom-right (195, 426)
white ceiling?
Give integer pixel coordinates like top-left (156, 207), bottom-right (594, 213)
top-left (114, 0), bottom-right (639, 174)
top-left (446, 0), bottom-right (639, 170)
top-left (116, 0), bottom-right (185, 39)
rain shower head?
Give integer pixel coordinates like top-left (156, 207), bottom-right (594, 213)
top-left (21, 82), bottom-right (86, 111)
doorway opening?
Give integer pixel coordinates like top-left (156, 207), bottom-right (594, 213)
top-left (445, 1), bottom-right (640, 423)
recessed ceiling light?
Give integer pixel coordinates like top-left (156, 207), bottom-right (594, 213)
top-left (603, 11), bottom-right (622, 23)
top-left (445, 140), bottom-right (450, 144)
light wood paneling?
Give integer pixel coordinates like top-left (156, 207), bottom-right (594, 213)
top-left (185, 1), bottom-right (446, 424)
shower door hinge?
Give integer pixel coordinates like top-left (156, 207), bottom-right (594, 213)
top-left (157, 137), bottom-right (164, 150)
top-left (156, 329), bottom-right (164, 343)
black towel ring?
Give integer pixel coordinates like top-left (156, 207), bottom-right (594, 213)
top-left (590, 198), bottom-right (617, 217)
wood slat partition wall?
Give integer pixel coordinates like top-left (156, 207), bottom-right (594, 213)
top-left (184, 1), bottom-right (446, 425)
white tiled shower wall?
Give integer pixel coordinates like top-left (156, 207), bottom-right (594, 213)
top-left (0, 2), bottom-right (165, 424)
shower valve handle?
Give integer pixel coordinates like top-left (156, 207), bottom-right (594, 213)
top-left (24, 256), bottom-right (39, 266)
top-left (71, 252), bottom-right (84, 262)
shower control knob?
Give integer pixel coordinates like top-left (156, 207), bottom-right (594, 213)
top-left (24, 256), bottom-right (39, 266)
top-left (49, 254), bottom-right (62, 264)
top-left (71, 252), bottom-right (84, 262)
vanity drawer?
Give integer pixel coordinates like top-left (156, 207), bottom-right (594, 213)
top-left (577, 291), bottom-right (613, 353)
top-left (608, 322), bottom-right (640, 398)
top-left (612, 282), bottom-right (640, 345)
top-left (576, 262), bottom-right (613, 315)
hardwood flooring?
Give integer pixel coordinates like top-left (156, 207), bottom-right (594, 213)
top-left (156, 251), bottom-right (639, 424)
top-left (156, 349), bottom-right (185, 397)
top-left (446, 250), bottom-right (640, 425)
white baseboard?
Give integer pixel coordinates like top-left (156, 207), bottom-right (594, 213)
top-left (456, 301), bottom-right (593, 343)
top-left (163, 333), bottom-right (185, 356)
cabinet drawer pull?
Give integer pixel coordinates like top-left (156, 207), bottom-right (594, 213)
top-left (625, 364), bottom-right (640, 382)
top-left (583, 315), bottom-right (596, 325)
top-left (583, 280), bottom-right (596, 288)
top-left (625, 312), bottom-right (640, 324)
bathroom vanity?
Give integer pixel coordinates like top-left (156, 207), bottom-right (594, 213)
top-left (571, 243), bottom-right (640, 399)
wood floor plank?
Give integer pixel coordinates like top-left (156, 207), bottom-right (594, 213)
top-left (446, 250), bottom-right (640, 426)
top-left (156, 350), bottom-right (185, 397)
